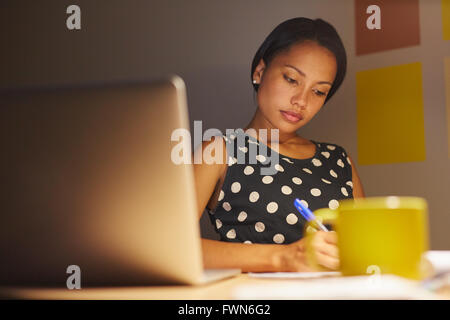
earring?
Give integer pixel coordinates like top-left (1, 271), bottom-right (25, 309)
top-left (252, 80), bottom-right (257, 84)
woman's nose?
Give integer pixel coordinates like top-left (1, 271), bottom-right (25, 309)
top-left (291, 88), bottom-right (308, 109)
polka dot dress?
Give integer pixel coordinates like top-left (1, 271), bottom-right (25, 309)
top-left (208, 128), bottom-right (353, 244)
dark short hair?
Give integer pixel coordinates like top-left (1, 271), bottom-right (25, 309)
top-left (251, 17), bottom-right (347, 104)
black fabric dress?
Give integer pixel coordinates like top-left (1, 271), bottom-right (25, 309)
top-left (207, 128), bottom-right (354, 244)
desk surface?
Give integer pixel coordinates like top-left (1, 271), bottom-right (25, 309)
top-left (2, 274), bottom-right (449, 300)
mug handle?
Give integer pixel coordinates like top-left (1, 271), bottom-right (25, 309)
top-left (303, 208), bottom-right (338, 271)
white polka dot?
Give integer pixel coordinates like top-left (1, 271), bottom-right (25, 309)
top-left (215, 219), bottom-right (222, 229)
top-left (231, 182), bottom-right (241, 193)
top-left (243, 166), bottom-right (254, 175)
top-left (273, 234), bottom-right (285, 244)
top-left (328, 199), bottom-right (339, 210)
top-left (266, 202), bottom-right (278, 213)
top-left (341, 187), bottom-right (349, 197)
top-left (228, 156), bottom-right (237, 166)
top-left (249, 191), bottom-right (259, 203)
top-left (281, 185), bottom-right (292, 195)
top-left (302, 168), bottom-right (312, 174)
top-left (321, 151), bottom-right (330, 158)
top-left (337, 159), bottom-right (345, 168)
top-left (312, 158), bottom-right (322, 167)
top-left (300, 199), bottom-right (309, 208)
top-left (292, 177), bottom-right (302, 185)
top-left (230, 133), bottom-right (236, 140)
top-left (282, 158), bottom-right (294, 164)
top-left (238, 146), bottom-right (248, 153)
top-left (248, 139), bottom-right (259, 145)
top-left (327, 145), bottom-right (336, 150)
top-left (218, 190), bottom-right (225, 201)
top-left (311, 188), bottom-right (321, 197)
top-left (286, 213), bottom-right (298, 225)
top-left (330, 169), bottom-right (338, 178)
top-left (243, 240), bottom-right (252, 244)
top-left (237, 211), bottom-right (247, 222)
top-left (321, 178), bottom-right (331, 184)
top-left (262, 176), bottom-right (273, 184)
top-left (275, 164), bottom-right (284, 172)
top-left (255, 222), bottom-right (265, 232)
top-left (223, 202), bottom-right (232, 211)
top-left (226, 229), bottom-right (236, 239)
top-left (256, 154), bottom-right (267, 163)
top-left (346, 181), bottom-right (353, 188)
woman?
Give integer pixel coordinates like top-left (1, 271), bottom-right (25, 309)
top-left (193, 17), bottom-right (365, 272)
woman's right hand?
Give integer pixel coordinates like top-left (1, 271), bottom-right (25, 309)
top-left (278, 231), bottom-right (340, 271)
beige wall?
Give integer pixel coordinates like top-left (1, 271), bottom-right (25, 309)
top-left (1, 0), bottom-right (448, 249)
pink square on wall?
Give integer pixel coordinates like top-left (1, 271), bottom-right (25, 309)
top-left (355, 0), bottom-right (421, 55)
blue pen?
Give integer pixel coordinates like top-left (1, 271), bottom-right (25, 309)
top-left (294, 198), bottom-right (329, 232)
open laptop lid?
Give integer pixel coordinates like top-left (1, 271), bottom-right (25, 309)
top-left (0, 76), bottom-right (205, 286)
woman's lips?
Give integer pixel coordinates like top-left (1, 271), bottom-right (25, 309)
top-left (280, 110), bottom-right (303, 123)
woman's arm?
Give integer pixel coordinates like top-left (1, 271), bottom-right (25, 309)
top-left (347, 154), bottom-right (365, 198)
top-left (192, 136), bottom-right (228, 219)
top-left (202, 232), bottom-right (338, 272)
top-left (201, 238), bottom-right (285, 272)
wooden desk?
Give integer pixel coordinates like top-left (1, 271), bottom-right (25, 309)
top-left (1, 274), bottom-right (449, 300)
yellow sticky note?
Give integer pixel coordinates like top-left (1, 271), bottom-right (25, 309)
top-left (356, 62), bottom-right (426, 165)
top-left (443, 0), bottom-right (450, 40)
top-left (445, 57), bottom-right (450, 158)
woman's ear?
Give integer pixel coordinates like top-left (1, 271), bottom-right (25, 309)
top-left (252, 59), bottom-right (266, 84)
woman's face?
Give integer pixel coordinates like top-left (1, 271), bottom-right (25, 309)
top-left (253, 40), bottom-right (338, 134)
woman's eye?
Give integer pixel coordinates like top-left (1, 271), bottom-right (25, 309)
top-left (283, 75), bottom-right (297, 84)
top-left (314, 89), bottom-right (327, 97)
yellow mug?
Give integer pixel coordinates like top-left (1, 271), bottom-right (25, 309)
top-left (304, 196), bottom-right (430, 280)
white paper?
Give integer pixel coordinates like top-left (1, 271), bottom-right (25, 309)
top-left (234, 275), bottom-right (438, 300)
top-left (237, 251), bottom-right (450, 299)
top-left (424, 250), bottom-right (450, 274)
top-left (248, 272), bottom-right (341, 279)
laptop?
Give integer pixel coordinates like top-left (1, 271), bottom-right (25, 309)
top-left (0, 75), bottom-right (240, 287)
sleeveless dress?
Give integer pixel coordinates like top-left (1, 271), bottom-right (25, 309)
top-left (207, 128), bottom-right (354, 244)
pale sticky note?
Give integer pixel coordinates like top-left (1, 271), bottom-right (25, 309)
top-left (442, 0), bottom-right (450, 40)
top-left (356, 62), bottom-right (426, 165)
top-left (445, 57), bottom-right (450, 158)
